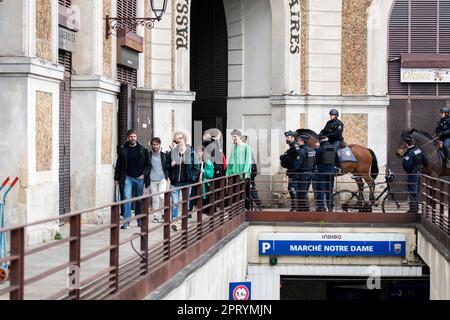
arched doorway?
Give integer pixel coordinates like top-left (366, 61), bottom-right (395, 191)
top-left (190, 0), bottom-right (228, 148)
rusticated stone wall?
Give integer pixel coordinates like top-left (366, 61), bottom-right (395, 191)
top-left (300, 112), bottom-right (306, 129)
top-left (300, 0), bottom-right (308, 95)
top-left (103, 0), bottom-right (112, 78)
top-left (36, 91), bottom-right (53, 171)
top-left (341, 0), bottom-right (372, 95)
top-left (36, 0), bottom-right (53, 61)
top-left (342, 113), bottom-right (368, 146)
top-left (101, 102), bottom-right (113, 165)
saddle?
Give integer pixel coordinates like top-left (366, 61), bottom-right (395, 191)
top-left (337, 144), bottom-right (357, 163)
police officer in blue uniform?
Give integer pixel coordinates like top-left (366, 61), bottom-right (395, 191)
top-left (435, 106), bottom-right (450, 167)
top-left (402, 135), bottom-right (423, 213)
top-left (280, 131), bottom-right (302, 211)
top-left (296, 134), bottom-right (315, 211)
top-left (320, 109), bottom-right (344, 151)
top-left (314, 135), bottom-right (337, 211)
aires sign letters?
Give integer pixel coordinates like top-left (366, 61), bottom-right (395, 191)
top-left (289, 0), bottom-right (300, 54)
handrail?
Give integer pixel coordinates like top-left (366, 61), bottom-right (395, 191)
top-left (1, 172), bottom-right (448, 300)
top-left (0, 174), bottom-right (247, 300)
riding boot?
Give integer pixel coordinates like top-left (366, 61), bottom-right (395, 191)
top-left (289, 190), bottom-right (297, 211)
top-left (335, 154), bottom-right (342, 174)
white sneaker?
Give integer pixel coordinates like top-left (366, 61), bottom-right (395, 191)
top-left (152, 216), bottom-right (163, 223)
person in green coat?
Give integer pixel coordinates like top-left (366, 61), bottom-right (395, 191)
top-left (226, 129), bottom-right (252, 209)
top-left (189, 146), bottom-right (215, 213)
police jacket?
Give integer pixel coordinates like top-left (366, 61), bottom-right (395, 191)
top-left (280, 141), bottom-right (301, 173)
top-left (298, 145), bottom-right (315, 172)
top-left (402, 146), bottom-right (423, 174)
top-left (114, 142), bottom-right (151, 189)
top-left (315, 141), bottom-right (336, 171)
top-left (435, 116), bottom-right (450, 140)
top-left (320, 119), bottom-right (344, 143)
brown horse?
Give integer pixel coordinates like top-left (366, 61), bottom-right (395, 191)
top-left (297, 129), bottom-right (379, 203)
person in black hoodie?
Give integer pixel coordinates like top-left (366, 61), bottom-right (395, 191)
top-left (114, 129), bottom-right (151, 229)
top-left (168, 131), bottom-right (200, 231)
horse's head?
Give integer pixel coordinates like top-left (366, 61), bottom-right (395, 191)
top-left (396, 129), bottom-right (415, 158)
top-left (296, 128), bottom-right (319, 148)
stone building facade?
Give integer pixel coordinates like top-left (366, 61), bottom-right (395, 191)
top-left (2, 0), bottom-right (443, 243)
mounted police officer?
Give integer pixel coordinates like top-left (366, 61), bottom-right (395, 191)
top-left (280, 131), bottom-right (302, 211)
top-left (320, 109), bottom-right (344, 152)
top-left (296, 134), bottom-right (315, 211)
top-left (401, 135), bottom-right (423, 213)
top-left (314, 135), bottom-right (337, 211)
top-left (435, 106), bottom-right (450, 167)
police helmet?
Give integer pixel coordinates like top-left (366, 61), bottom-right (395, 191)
top-left (284, 131), bottom-right (296, 137)
top-left (297, 134), bottom-right (309, 142)
top-left (403, 135), bottom-right (414, 145)
top-left (329, 109), bottom-right (339, 117)
top-left (440, 107), bottom-right (449, 114)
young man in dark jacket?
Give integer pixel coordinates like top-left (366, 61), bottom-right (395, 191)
top-left (114, 129), bottom-right (151, 229)
top-left (168, 131), bottom-right (200, 231)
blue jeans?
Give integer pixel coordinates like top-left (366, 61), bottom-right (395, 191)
top-left (171, 184), bottom-right (191, 220)
top-left (123, 176), bottom-right (144, 226)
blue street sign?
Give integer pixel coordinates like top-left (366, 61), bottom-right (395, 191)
top-left (229, 282), bottom-right (251, 300)
top-left (258, 232), bottom-right (406, 257)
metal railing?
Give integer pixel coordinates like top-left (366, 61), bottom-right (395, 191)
top-left (0, 170), bottom-right (449, 300)
top-left (247, 171), bottom-right (421, 213)
top-left (0, 174), bottom-right (246, 300)
top-left (420, 175), bottom-right (450, 248)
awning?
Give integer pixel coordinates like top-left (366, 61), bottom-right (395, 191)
top-left (401, 53), bottom-right (450, 68)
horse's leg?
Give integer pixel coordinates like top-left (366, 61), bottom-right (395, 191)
top-left (363, 174), bottom-right (376, 205)
top-left (355, 178), bottom-right (365, 203)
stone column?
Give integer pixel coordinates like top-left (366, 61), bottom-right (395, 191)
top-left (71, 77), bottom-right (120, 223)
top-left (70, 0), bottom-right (120, 223)
top-left (0, 0), bottom-right (63, 245)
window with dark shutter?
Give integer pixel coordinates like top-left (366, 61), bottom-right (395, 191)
top-left (388, 0), bottom-right (409, 95)
top-left (117, 0), bottom-right (137, 34)
top-left (58, 0), bottom-right (71, 7)
top-left (58, 50), bottom-right (72, 215)
top-left (117, 65), bottom-right (137, 87)
top-left (389, 0), bottom-right (450, 97)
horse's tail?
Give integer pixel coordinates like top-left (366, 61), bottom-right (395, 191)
top-left (368, 148), bottom-right (379, 181)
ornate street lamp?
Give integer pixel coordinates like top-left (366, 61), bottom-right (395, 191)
top-left (105, 0), bottom-right (168, 39)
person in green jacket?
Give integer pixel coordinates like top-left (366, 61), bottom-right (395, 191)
top-left (189, 146), bottom-right (215, 213)
top-left (226, 129), bottom-right (252, 209)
